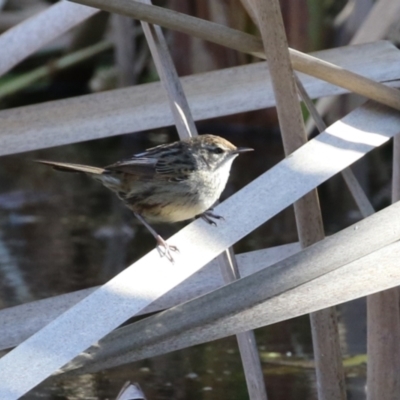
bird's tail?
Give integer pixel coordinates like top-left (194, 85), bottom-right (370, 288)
top-left (35, 160), bottom-right (105, 175)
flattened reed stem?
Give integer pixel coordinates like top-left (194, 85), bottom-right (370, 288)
top-left (251, 0), bottom-right (346, 398)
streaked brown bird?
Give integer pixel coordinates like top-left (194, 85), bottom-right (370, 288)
top-left (37, 134), bottom-right (253, 261)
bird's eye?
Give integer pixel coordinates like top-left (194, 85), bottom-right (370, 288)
top-left (212, 147), bottom-right (224, 154)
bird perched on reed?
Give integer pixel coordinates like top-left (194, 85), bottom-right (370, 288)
top-left (37, 134), bottom-right (253, 261)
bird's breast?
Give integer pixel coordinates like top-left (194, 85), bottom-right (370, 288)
top-left (98, 163), bottom-right (233, 223)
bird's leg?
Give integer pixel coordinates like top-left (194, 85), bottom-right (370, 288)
top-left (199, 208), bottom-right (224, 226)
top-left (134, 213), bottom-right (178, 262)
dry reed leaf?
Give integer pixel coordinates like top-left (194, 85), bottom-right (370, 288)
top-left (68, 228), bottom-right (400, 375)
top-left (69, 0), bottom-right (400, 110)
top-left (0, 1), bottom-right (98, 77)
top-left (0, 42), bottom-right (399, 156)
top-left (0, 243), bottom-right (300, 351)
top-left (252, 1), bottom-right (344, 397)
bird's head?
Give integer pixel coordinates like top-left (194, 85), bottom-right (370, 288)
top-left (189, 134), bottom-right (253, 171)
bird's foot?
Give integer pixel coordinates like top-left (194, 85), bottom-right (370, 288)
top-left (156, 235), bottom-right (179, 262)
top-left (200, 209), bottom-right (224, 226)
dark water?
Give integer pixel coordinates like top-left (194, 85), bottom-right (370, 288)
top-left (0, 127), bottom-right (369, 399)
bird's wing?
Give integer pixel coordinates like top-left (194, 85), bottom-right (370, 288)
top-left (106, 141), bottom-right (192, 181)
top-left (105, 157), bottom-right (158, 178)
top-left (106, 156), bottom-right (192, 182)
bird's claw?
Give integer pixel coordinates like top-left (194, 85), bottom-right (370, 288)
top-left (200, 210), bottom-right (225, 226)
top-left (156, 235), bottom-right (179, 262)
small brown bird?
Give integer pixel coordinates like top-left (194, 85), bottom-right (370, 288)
top-left (37, 134), bottom-right (252, 261)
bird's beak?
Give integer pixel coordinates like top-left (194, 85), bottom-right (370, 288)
top-left (233, 147), bottom-right (254, 154)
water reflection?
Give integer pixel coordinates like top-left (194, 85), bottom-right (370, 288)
top-left (21, 340), bottom-right (320, 400)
